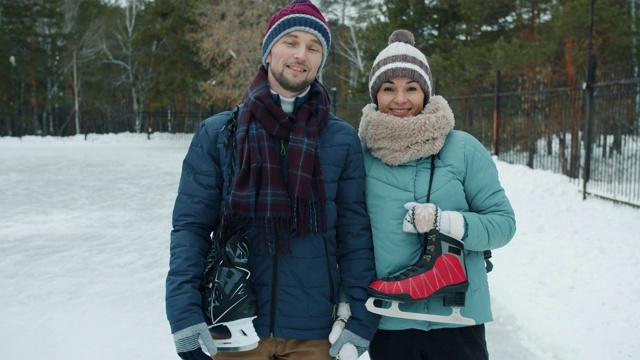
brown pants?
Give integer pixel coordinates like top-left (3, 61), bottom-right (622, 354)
top-left (212, 337), bottom-right (333, 360)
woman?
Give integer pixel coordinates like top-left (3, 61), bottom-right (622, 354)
top-left (358, 29), bottom-right (516, 359)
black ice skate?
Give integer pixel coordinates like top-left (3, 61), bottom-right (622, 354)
top-left (203, 233), bottom-right (259, 352)
top-left (365, 229), bottom-right (475, 325)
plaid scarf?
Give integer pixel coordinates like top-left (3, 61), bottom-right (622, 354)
top-left (219, 66), bottom-right (329, 253)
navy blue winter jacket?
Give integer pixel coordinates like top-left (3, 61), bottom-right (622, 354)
top-left (165, 109), bottom-right (380, 341)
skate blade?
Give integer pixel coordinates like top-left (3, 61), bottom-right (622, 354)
top-left (215, 342), bottom-right (259, 352)
top-left (365, 297), bottom-right (476, 326)
top-left (211, 317), bottom-right (260, 352)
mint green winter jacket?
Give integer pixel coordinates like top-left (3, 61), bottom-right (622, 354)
top-left (363, 129), bottom-right (516, 331)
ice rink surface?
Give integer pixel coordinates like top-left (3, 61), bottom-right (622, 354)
top-left (1, 134), bottom-right (638, 360)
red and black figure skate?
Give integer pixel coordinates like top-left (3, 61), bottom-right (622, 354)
top-left (365, 229), bottom-right (475, 325)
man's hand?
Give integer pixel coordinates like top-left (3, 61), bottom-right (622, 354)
top-left (328, 303), bottom-right (360, 360)
top-left (329, 328), bottom-right (369, 360)
top-left (173, 322), bottom-right (217, 359)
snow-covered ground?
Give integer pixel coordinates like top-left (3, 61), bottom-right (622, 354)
top-left (1, 133), bottom-right (638, 360)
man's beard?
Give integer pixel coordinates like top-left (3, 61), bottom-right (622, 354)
top-left (270, 65), bottom-right (314, 93)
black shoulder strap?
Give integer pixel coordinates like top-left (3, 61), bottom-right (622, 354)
top-left (426, 155), bottom-right (436, 203)
top-left (223, 105), bottom-right (241, 148)
top-left (223, 105), bottom-right (242, 175)
top-left (426, 154), bottom-right (493, 273)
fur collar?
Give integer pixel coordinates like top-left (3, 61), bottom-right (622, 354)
top-left (358, 95), bottom-right (455, 166)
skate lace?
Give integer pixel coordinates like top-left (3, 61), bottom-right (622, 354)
top-left (388, 233), bottom-right (436, 280)
top-left (389, 259), bottom-right (426, 280)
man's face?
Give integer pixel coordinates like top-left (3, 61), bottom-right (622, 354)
top-left (265, 31), bottom-right (323, 98)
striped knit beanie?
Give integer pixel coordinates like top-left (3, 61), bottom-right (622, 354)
top-left (369, 29), bottom-right (433, 104)
top-left (262, 0), bottom-right (331, 73)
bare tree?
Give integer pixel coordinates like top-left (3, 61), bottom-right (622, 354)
top-left (60, 0), bottom-right (104, 135)
top-left (102, 0), bottom-right (155, 133)
top-left (191, 0), bottom-right (287, 107)
top-left (333, 23), bottom-right (366, 86)
top-left (322, 0), bottom-right (375, 96)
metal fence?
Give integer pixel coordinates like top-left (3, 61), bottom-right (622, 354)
top-left (446, 75), bottom-right (640, 207)
top-left (81, 110), bottom-right (206, 135)
top-left (0, 108), bottom-right (209, 137)
top-left (3, 70), bottom-right (639, 207)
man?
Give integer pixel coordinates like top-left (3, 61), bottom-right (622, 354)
top-left (165, 1), bottom-right (379, 359)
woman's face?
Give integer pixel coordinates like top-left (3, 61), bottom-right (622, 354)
top-left (376, 77), bottom-right (425, 117)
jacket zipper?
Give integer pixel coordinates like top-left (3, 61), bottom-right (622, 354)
top-left (270, 138), bottom-right (286, 336)
top-left (269, 253), bottom-right (278, 336)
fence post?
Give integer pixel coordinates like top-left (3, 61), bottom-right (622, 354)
top-left (582, 0), bottom-right (597, 200)
top-left (493, 70), bottom-right (501, 156)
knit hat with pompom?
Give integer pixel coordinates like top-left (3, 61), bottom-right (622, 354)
top-left (368, 29), bottom-right (433, 104)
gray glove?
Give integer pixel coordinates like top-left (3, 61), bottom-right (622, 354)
top-left (328, 303), bottom-right (358, 359)
top-left (329, 328), bottom-right (369, 359)
top-left (173, 322), bottom-right (217, 359)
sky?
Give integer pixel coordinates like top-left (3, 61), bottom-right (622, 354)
top-left (1, 133), bottom-right (638, 360)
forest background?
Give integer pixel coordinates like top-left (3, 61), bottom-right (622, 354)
top-left (0, 0), bottom-right (638, 137)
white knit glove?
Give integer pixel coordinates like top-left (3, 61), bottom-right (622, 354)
top-left (402, 202), bottom-right (465, 240)
top-left (328, 303), bottom-right (359, 360)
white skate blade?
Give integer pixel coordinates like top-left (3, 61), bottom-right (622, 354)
top-left (365, 297), bottom-right (476, 326)
top-left (210, 317), bottom-right (260, 352)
